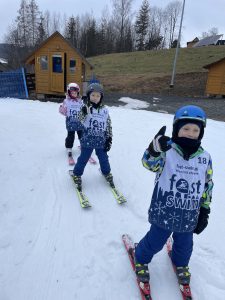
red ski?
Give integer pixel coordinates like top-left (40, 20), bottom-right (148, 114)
top-left (166, 237), bottom-right (193, 300)
top-left (122, 234), bottom-right (152, 300)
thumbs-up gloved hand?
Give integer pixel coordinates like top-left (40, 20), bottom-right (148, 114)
top-left (148, 126), bottom-right (171, 157)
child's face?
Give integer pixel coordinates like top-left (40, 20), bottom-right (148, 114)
top-left (178, 123), bottom-right (200, 140)
top-left (70, 90), bottom-right (78, 98)
top-left (90, 91), bottom-right (101, 104)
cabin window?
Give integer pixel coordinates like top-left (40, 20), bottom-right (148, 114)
top-left (52, 55), bottom-right (62, 73)
top-left (70, 59), bottom-right (76, 73)
top-left (40, 55), bottom-right (48, 70)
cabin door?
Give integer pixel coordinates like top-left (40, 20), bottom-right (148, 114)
top-left (50, 53), bottom-right (65, 92)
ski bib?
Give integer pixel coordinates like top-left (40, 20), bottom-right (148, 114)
top-left (148, 148), bottom-right (210, 232)
top-left (81, 107), bottom-right (109, 148)
top-left (65, 99), bottom-right (83, 131)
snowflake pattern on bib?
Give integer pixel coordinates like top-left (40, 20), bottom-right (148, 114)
top-left (148, 148), bottom-right (210, 232)
top-left (80, 107), bottom-right (109, 148)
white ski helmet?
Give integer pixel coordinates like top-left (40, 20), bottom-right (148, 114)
top-left (67, 82), bottom-right (80, 99)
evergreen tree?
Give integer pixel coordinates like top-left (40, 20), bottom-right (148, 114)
top-left (36, 15), bottom-right (47, 45)
top-left (135, 0), bottom-right (150, 51)
top-left (145, 33), bottom-right (163, 50)
top-left (65, 16), bottom-right (79, 48)
top-left (124, 25), bottom-right (133, 52)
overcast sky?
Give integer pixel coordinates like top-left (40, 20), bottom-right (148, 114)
top-left (0, 0), bottom-right (225, 46)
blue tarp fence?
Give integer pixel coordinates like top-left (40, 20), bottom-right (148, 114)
top-left (0, 68), bottom-right (28, 99)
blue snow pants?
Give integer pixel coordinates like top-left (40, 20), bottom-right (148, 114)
top-left (135, 224), bottom-right (193, 267)
top-left (73, 147), bottom-right (111, 176)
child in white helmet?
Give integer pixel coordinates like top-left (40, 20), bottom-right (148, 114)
top-left (134, 105), bottom-right (214, 291)
top-left (71, 82), bottom-right (113, 191)
top-left (59, 83), bottom-right (84, 162)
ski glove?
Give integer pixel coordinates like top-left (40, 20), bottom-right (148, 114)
top-left (104, 137), bottom-right (112, 152)
top-left (148, 126), bottom-right (171, 157)
top-left (81, 105), bottom-right (88, 116)
top-left (194, 207), bottom-right (210, 234)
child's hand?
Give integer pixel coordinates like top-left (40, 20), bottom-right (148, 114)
top-left (194, 207), bottom-right (210, 234)
top-left (104, 137), bottom-right (112, 152)
top-left (81, 105), bottom-right (88, 116)
top-left (59, 105), bottom-right (67, 116)
top-left (148, 126), bottom-right (171, 156)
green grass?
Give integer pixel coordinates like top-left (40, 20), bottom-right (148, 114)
top-left (88, 45), bottom-right (225, 77)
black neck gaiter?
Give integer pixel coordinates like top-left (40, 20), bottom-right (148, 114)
top-left (172, 136), bottom-right (201, 160)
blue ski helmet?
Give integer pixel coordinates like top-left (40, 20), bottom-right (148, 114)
top-left (173, 105), bottom-right (206, 127)
top-left (172, 105), bottom-right (206, 140)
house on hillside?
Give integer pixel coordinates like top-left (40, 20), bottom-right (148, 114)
top-left (186, 37), bottom-right (199, 48)
top-left (193, 34), bottom-right (224, 47)
top-left (203, 57), bottom-right (225, 97)
top-left (25, 31), bottom-right (93, 98)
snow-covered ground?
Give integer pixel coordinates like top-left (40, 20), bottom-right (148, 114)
top-left (0, 98), bottom-right (225, 300)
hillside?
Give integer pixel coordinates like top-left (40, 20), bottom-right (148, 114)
top-left (87, 46), bottom-right (225, 97)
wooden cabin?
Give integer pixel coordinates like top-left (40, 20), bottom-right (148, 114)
top-left (25, 31), bottom-right (93, 98)
top-left (204, 57), bottom-right (225, 97)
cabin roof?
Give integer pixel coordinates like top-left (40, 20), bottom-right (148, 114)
top-left (193, 34), bottom-right (223, 47)
top-left (203, 56), bottom-right (225, 69)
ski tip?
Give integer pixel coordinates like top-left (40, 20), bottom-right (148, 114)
top-left (122, 233), bottom-right (132, 240)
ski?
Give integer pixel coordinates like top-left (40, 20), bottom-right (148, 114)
top-left (109, 186), bottom-right (127, 204)
top-left (100, 170), bottom-right (126, 204)
top-left (166, 237), bottom-right (193, 300)
top-left (122, 234), bottom-right (152, 300)
top-left (78, 146), bottom-right (97, 164)
top-left (69, 170), bottom-right (91, 208)
top-left (98, 168), bottom-right (127, 204)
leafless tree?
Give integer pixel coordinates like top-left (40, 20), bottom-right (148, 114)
top-left (51, 12), bottom-right (62, 33)
top-left (16, 0), bottom-right (29, 47)
top-left (27, 0), bottom-right (40, 46)
top-left (164, 1), bottom-right (182, 48)
top-left (146, 6), bottom-right (164, 50)
top-left (111, 0), bottom-right (133, 52)
top-left (201, 27), bottom-right (219, 39)
top-left (43, 10), bottom-right (51, 36)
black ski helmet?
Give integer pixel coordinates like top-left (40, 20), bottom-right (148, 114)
top-left (86, 83), bottom-right (104, 101)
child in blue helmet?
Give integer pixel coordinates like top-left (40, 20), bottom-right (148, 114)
top-left (59, 83), bottom-right (84, 160)
top-left (134, 105), bottom-right (214, 286)
top-left (72, 83), bottom-right (113, 191)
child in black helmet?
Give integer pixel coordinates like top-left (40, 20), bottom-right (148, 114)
top-left (59, 83), bottom-right (83, 163)
top-left (134, 105), bottom-right (214, 289)
top-left (72, 83), bottom-right (113, 191)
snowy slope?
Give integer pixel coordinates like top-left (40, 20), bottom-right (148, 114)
top-left (0, 98), bottom-right (225, 300)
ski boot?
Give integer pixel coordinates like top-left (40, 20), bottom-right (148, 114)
top-left (175, 266), bottom-right (191, 285)
top-left (134, 257), bottom-right (150, 283)
top-left (72, 175), bottom-right (82, 191)
top-left (104, 173), bottom-right (115, 188)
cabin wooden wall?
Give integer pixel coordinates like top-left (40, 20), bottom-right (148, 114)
top-left (206, 60), bottom-right (225, 96)
top-left (34, 35), bottom-right (86, 95)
